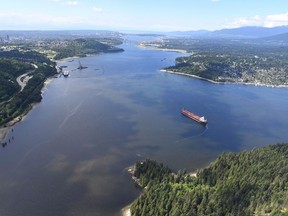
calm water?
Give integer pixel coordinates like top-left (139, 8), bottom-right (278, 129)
top-left (1, 36), bottom-right (288, 216)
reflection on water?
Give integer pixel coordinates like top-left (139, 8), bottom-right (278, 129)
top-left (0, 36), bottom-right (288, 216)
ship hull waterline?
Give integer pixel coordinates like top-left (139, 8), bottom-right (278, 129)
top-left (181, 109), bottom-right (208, 125)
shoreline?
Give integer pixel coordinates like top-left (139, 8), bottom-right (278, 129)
top-left (138, 43), bottom-right (192, 55)
top-left (55, 56), bottom-right (80, 63)
top-left (121, 166), bottom-right (134, 216)
top-left (0, 116), bottom-right (22, 143)
top-left (0, 53), bottom-right (103, 143)
top-left (161, 69), bottom-right (288, 88)
top-left (121, 164), bottom-right (198, 216)
top-left (0, 75), bottom-right (55, 143)
top-left (121, 204), bottom-right (132, 216)
top-left (0, 101), bottom-right (40, 143)
top-left (139, 43), bottom-right (288, 88)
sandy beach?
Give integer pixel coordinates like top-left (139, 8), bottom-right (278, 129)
top-left (0, 116), bottom-right (22, 143)
top-left (55, 56), bottom-right (79, 63)
top-left (138, 43), bottom-right (192, 55)
top-left (0, 127), bottom-right (10, 143)
top-left (121, 204), bottom-right (132, 216)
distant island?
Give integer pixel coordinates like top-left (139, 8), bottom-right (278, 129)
top-left (126, 143), bottom-right (288, 216)
top-left (141, 37), bottom-right (288, 87)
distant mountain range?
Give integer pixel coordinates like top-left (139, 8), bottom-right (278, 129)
top-left (169, 25), bottom-right (288, 40)
top-left (212, 25), bottom-right (288, 38)
top-left (263, 31), bottom-right (288, 43)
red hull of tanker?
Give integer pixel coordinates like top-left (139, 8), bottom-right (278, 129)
top-left (181, 109), bottom-right (208, 125)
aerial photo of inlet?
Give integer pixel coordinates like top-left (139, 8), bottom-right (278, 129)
top-left (0, 0), bottom-right (288, 215)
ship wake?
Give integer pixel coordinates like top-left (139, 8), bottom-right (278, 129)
top-left (175, 125), bottom-right (208, 143)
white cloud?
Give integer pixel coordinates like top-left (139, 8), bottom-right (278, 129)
top-left (0, 12), bottom-right (96, 29)
top-left (64, 1), bottom-right (80, 6)
top-left (211, 0), bottom-right (220, 2)
top-left (92, 7), bottom-right (103, 12)
top-left (224, 13), bottom-right (288, 28)
top-left (227, 16), bottom-right (262, 27)
top-left (265, 13), bottom-right (288, 27)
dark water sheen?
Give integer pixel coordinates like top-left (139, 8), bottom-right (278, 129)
top-left (1, 36), bottom-right (288, 216)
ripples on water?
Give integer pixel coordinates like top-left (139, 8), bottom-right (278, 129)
top-left (0, 36), bottom-right (288, 216)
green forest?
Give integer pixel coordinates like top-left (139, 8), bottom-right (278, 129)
top-left (0, 51), bottom-right (56, 126)
top-left (53, 38), bottom-right (124, 60)
top-left (0, 58), bottom-right (33, 103)
top-left (0, 49), bottom-right (51, 64)
top-left (130, 144), bottom-right (288, 216)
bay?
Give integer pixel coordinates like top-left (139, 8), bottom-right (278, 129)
top-left (0, 36), bottom-right (288, 215)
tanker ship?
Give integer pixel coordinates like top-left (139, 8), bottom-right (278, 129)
top-left (181, 109), bottom-right (208, 125)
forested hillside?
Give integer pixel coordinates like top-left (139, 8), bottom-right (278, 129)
top-left (130, 144), bottom-right (288, 216)
top-left (0, 59), bottom-right (33, 102)
top-left (52, 38), bottom-right (124, 60)
top-left (0, 50), bottom-right (56, 126)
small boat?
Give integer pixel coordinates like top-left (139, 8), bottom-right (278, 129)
top-left (181, 109), bottom-right (208, 125)
top-left (63, 70), bottom-right (69, 77)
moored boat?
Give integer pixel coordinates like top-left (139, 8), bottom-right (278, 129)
top-left (181, 109), bottom-right (208, 125)
top-left (63, 70), bottom-right (69, 77)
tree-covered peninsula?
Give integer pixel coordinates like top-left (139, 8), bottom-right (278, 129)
top-left (129, 144), bottom-right (288, 216)
top-left (52, 38), bottom-right (124, 60)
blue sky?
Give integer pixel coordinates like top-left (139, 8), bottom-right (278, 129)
top-left (0, 0), bottom-right (288, 31)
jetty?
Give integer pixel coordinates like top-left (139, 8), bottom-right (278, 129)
top-left (77, 61), bottom-right (88, 70)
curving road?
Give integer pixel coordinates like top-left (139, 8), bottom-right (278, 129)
top-left (16, 73), bottom-right (32, 92)
top-left (16, 64), bottom-right (37, 92)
